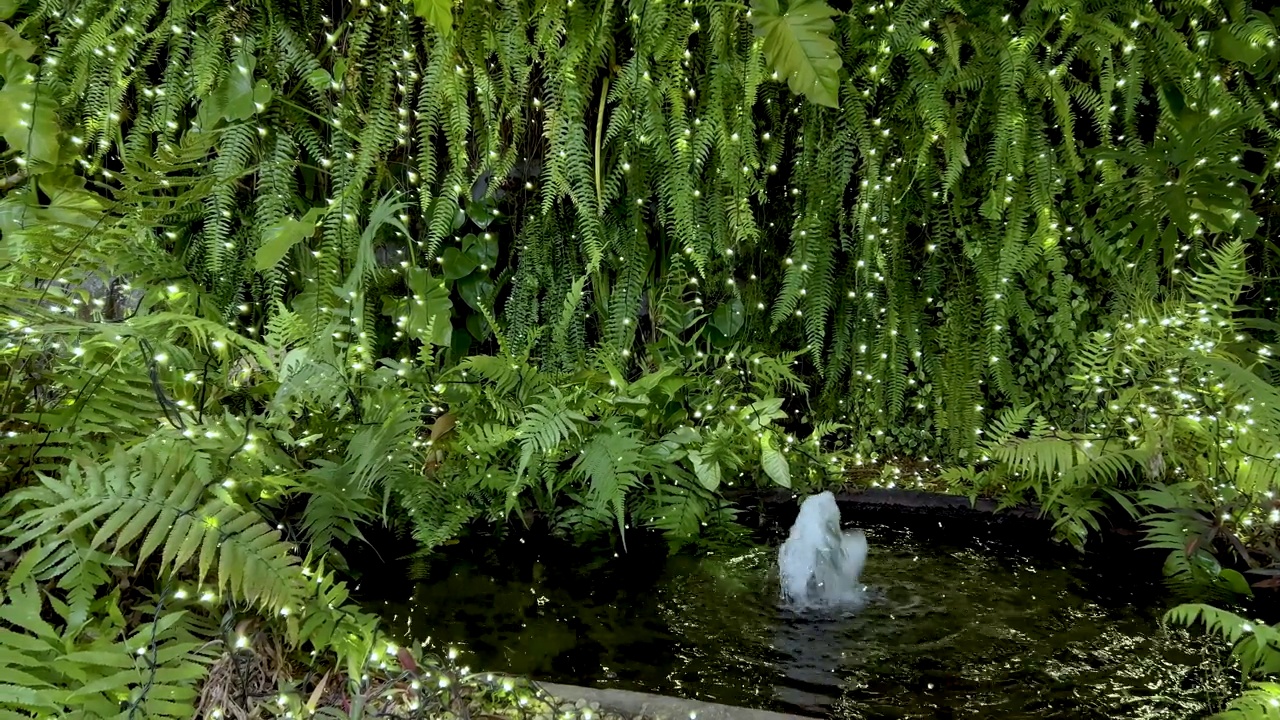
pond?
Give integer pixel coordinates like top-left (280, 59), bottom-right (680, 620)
top-left (356, 506), bottom-right (1234, 719)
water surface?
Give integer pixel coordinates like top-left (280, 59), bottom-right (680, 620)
top-left (364, 517), bottom-right (1233, 718)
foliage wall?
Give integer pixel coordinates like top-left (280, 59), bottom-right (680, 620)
top-left (5, 0), bottom-right (1278, 460)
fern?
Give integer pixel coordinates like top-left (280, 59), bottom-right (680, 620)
top-left (5, 445), bottom-right (307, 613)
top-left (1165, 604), bottom-right (1280, 679)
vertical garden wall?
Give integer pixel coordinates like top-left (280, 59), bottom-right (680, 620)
top-left (2, 0), bottom-right (1280, 715)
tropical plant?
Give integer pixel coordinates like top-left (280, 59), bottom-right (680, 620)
top-left (1166, 603), bottom-right (1280, 719)
top-left (944, 240), bottom-right (1280, 590)
top-left (402, 339), bottom-right (831, 553)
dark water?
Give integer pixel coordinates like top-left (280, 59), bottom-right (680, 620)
top-left (361, 516), bottom-right (1234, 719)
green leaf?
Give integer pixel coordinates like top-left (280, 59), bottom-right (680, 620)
top-left (404, 267), bottom-right (453, 347)
top-left (213, 51), bottom-right (272, 121)
top-left (1219, 568), bottom-right (1254, 597)
top-left (760, 432), bottom-right (791, 488)
top-left (742, 398), bottom-right (787, 430)
top-left (306, 68), bottom-right (333, 92)
top-left (465, 311), bottom-right (488, 340)
top-left (457, 273), bottom-right (495, 312)
top-left (1160, 83), bottom-right (1186, 118)
top-left (466, 199), bottom-right (499, 229)
top-left (1213, 28), bottom-right (1264, 65)
top-left (690, 450), bottom-right (721, 491)
top-left (462, 232), bottom-right (498, 267)
top-left (413, 0), bottom-right (453, 37)
top-left (0, 21), bottom-right (34, 56)
top-left (0, 0), bottom-right (22, 20)
top-left (749, 0), bottom-right (842, 108)
top-left (441, 246), bottom-right (477, 280)
top-left (711, 298), bottom-right (745, 338)
top-left (255, 208), bottom-right (323, 271)
top-left (0, 40), bottom-right (62, 170)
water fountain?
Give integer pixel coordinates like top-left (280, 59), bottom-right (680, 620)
top-left (777, 491), bottom-right (868, 608)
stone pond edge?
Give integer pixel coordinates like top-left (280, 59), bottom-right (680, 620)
top-left (536, 681), bottom-right (819, 720)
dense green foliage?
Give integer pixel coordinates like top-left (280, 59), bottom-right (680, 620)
top-left (3, 0), bottom-right (1280, 713)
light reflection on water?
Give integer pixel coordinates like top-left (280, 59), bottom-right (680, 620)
top-left (367, 521), bottom-right (1235, 719)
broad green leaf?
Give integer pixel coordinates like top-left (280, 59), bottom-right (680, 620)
top-left (252, 79), bottom-right (274, 110)
top-left (759, 432), bottom-right (791, 488)
top-left (465, 311), bottom-right (489, 340)
top-left (466, 198), bottom-right (498, 228)
top-left (255, 208), bottom-right (323, 270)
top-left (462, 232), bottom-right (498, 267)
top-left (457, 273), bottom-right (495, 312)
top-left (213, 51), bottom-right (272, 121)
top-left (0, 22), bottom-right (33, 56)
top-left (413, 0), bottom-right (453, 37)
top-left (442, 246), bottom-right (478, 280)
top-left (750, 0), bottom-right (842, 108)
top-left (405, 267), bottom-right (453, 346)
top-left (36, 171), bottom-right (103, 224)
top-left (0, 0), bottom-right (22, 20)
top-left (0, 81), bottom-right (61, 169)
top-left (690, 450), bottom-right (721, 491)
top-left (1160, 83), bottom-right (1186, 118)
top-left (306, 68), bottom-right (333, 92)
top-left (742, 397), bottom-right (787, 430)
top-left (1213, 28), bottom-right (1264, 65)
top-left (1219, 568), bottom-right (1254, 597)
top-left (711, 297), bottom-right (745, 338)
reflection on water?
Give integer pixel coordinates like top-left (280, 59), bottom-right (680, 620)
top-left (363, 520), bottom-right (1234, 719)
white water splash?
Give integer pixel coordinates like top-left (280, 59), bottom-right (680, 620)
top-left (778, 491), bottom-right (867, 608)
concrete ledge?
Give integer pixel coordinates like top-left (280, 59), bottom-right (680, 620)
top-left (741, 486), bottom-right (1045, 522)
top-left (536, 682), bottom-right (817, 720)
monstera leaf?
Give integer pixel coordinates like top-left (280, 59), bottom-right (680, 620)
top-left (403, 267), bottom-right (453, 347)
top-left (750, 0), bottom-right (842, 108)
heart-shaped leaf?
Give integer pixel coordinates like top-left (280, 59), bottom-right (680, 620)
top-left (306, 68), bottom-right (333, 92)
top-left (442, 246), bottom-right (477, 280)
top-left (210, 51), bottom-right (274, 121)
top-left (462, 232), bottom-right (498, 267)
top-left (711, 297), bottom-right (745, 338)
top-left (457, 273), bottom-right (495, 312)
top-left (466, 198), bottom-right (499, 229)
